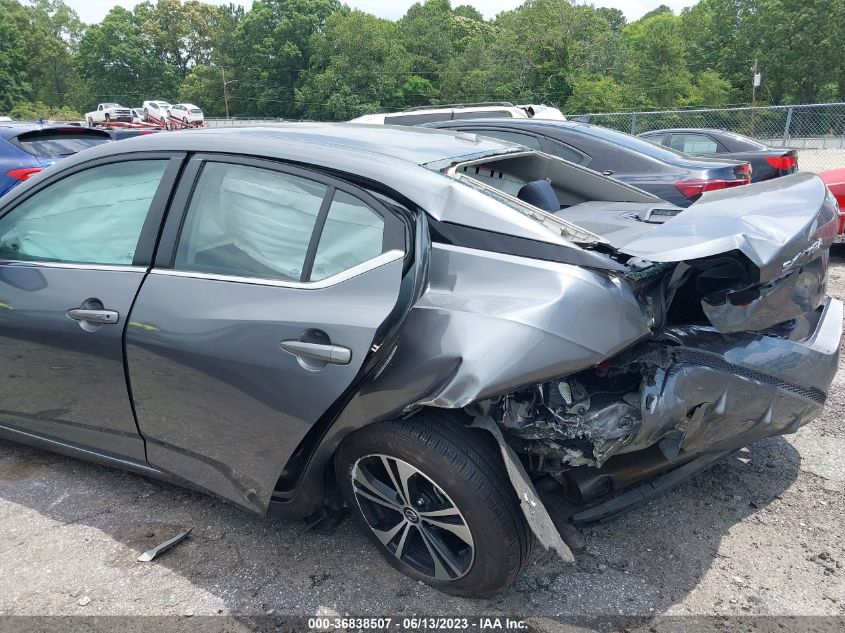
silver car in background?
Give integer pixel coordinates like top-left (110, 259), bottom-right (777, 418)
top-left (0, 125), bottom-right (839, 597)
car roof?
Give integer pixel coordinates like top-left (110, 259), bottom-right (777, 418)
top-left (4, 122), bottom-right (577, 248)
top-left (639, 128), bottom-right (768, 150)
top-left (71, 123), bottom-right (520, 166)
top-left (425, 118), bottom-right (752, 167)
top-left (427, 117), bottom-right (687, 156)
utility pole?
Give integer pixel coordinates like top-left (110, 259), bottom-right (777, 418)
top-left (751, 58), bottom-right (760, 136)
top-left (223, 68), bottom-right (229, 119)
top-left (222, 69), bottom-right (239, 120)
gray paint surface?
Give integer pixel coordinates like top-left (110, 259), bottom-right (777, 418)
top-left (125, 257), bottom-right (404, 512)
top-left (408, 244), bottom-right (651, 408)
top-left (619, 173), bottom-right (838, 278)
top-left (0, 264), bottom-right (146, 461)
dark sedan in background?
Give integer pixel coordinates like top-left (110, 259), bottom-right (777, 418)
top-left (423, 119), bottom-right (751, 207)
top-left (638, 128), bottom-right (798, 182)
top-left (0, 123), bottom-right (111, 196)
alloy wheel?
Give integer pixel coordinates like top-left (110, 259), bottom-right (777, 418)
top-left (351, 454), bottom-right (474, 581)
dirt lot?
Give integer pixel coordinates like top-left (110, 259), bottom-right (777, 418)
top-left (1, 253), bottom-right (844, 627)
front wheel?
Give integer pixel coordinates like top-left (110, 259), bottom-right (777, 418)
top-left (335, 411), bottom-right (531, 597)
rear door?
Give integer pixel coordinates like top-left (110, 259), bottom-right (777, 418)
top-left (0, 154), bottom-right (182, 460)
top-left (126, 156), bottom-right (409, 512)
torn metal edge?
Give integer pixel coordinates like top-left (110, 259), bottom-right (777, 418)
top-left (137, 528), bottom-right (193, 562)
top-left (470, 415), bottom-right (575, 563)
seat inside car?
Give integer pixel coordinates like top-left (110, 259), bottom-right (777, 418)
top-left (517, 179), bottom-right (560, 212)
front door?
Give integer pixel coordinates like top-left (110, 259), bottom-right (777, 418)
top-left (0, 158), bottom-right (178, 460)
top-left (126, 157), bottom-right (408, 511)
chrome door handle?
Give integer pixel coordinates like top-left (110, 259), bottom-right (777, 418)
top-left (280, 340), bottom-right (351, 365)
top-left (66, 308), bottom-right (119, 324)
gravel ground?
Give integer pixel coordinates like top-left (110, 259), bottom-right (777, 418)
top-left (1, 253), bottom-right (844, 627)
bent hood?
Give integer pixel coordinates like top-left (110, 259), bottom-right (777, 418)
top-left (618, 173), bottom-right (839, 281)
top-left (561, 173), bottom-right (839, 334)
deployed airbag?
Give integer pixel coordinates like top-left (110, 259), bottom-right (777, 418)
top-left (0, 161), bottom-right (168, 265)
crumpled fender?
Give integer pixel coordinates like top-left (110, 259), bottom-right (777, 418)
top-left (410, 243), bottom-right (652, 408)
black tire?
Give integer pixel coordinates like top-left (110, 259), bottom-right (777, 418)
top-left (335, 410), bottom-right (532, 597)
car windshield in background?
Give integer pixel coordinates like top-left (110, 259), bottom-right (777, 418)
top-left (190, 108), bottom-right (202, 114)
top-left (720, 130), bottom-right (768, 150)
top-left (16, 133), bottom-right (110, 157)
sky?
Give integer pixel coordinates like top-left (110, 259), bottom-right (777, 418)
top-left (62, 0), bottom-right (697, 25)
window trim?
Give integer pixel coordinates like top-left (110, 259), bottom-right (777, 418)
top-left (156, 154), bottom-right (406, 284)
top-left (0, 152), bottom-right (186, 269)
top-left (151, 249), bottom-right (405, 289)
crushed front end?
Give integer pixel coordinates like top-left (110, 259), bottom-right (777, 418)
top-left (464, 173), bottom-right (842, 504)
top-left (478, 297), bottom-right (840, 478)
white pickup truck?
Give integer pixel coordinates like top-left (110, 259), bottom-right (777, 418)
top-left (85, 103), bottom-right (133, 126)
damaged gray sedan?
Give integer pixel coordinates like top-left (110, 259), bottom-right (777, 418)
top-left (0, 125), bottom-right (840, 597)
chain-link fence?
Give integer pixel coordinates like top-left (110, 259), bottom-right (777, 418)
top-left (582, 102), bottom-right (845, 173)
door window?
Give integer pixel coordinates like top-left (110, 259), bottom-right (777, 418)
top-left (547, 139), bottom-right (588, 164)
top-left (173, 162), bottom-right (390, 283)
top-left (175, 162), bottom-right (327, 281)
top-left (0, 160), bottom-right (168, 265)
top-left (311, 190), bottom-right (385, 281)
top-left (669, 133), bottom-right (720, 155)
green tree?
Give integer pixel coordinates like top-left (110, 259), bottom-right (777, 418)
top-left (747, 0), bottom-right (840, 103)
top-left (684, 69), bottom-right (732, 106)
top-left (76, 7), bottom-right (179, 109)
top-left (565, 75), bottom-right (624, 113)
top-left (9, 100), bottom-right (81, 120)
top-left (134, 0), bottom-right (231, 77)
top-left (297, 10), bottom-right (416, 120)
top-left (622, 11), bottom-right (692, 107)
top-left (23, 0), bottom-right (84, 108)
top-left (399, 0), bottom-right (458, 73)
top-left (233, 0), bottom-right (340, 117)
top-left (178, 65), bottom-right (226, 116)
top-left (0, 1), bottom-right (30, 112)
top-left (596, 7), bottom-right (625, 32)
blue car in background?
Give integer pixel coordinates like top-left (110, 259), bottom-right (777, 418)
top-left (0, 123), bottom-right (111, 197)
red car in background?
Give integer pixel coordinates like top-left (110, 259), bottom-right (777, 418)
top-left (819, 169), bottom-right (845, 240)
